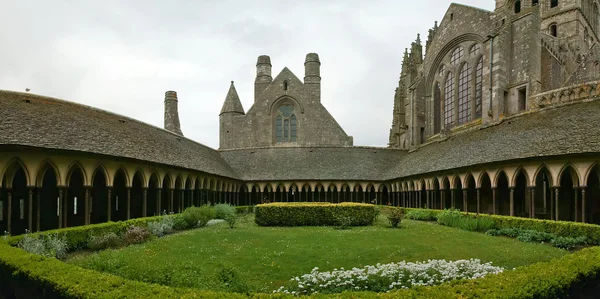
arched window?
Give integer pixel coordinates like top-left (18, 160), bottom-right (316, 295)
top-left (438, 64), bottom-right (445, 76)
top-left (444, 73), bottom-right (455, 127)
top-left (475, 57), bottom-right (484, 118)
top-left (550, 0), bottom-right (558, 8)
top-left (469, 44), bottom-right (481, 57)
top-left (275, 105), bottom-right (297, 142)
top-left (551, 24), bottom-right (557, 37)
top-left (433, 82), bottom-right (441, 134)
top-left (514, 0), bottom-right (521, 13)
top-left (451, 47), bottom-right (463, 65)
top-left (283, 80), bottom-right (288, 91)
top-left (457, 63), bottom-right (472, 124)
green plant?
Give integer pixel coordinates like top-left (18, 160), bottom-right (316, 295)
top-left (123, 226), bottom-right (152, 245)
top-left (88, 232), bottom-right (122, 251)
top-left (386, 208), bottom-right (404, 228)
top-left (17, 231), bottom-right (68, 259)
top-left (224, 213), bottom-right (236, 229)
top-left (215, 204), bottom-right (237, 220)
top-left (147, 213), bottom-right (174, 237)
top-left (172, 214), bottom-right (190, 230)
top-left (255, 202), bottom-right (379, 227)
top-left (436, 209), bottom-right (496, 232)
top-left (332, 211), bottom-right (353, 229)
top-left (404, 209), bottom-right (437, 221)
top-left (216, 264), bottom-right (250, 293)
top-left (181, 205), bottom-right (216, 228)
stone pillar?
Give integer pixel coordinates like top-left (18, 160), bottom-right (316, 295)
top-left (450, 189), bottom-right (455, 209)
top-left (462, 189), bottom-right (467, 212)
top-left (157, 189), bottom-right (162, 215)
top-left (426, 190), bottom-right (430, 209)
top-left (418, 191), bottom-right (422, 208)
top-left (36, 189), bottom-right (41, 232)
top-left (56, 188), bottom-right (61, 228)
top-left (492, 188), bottom-right (496, 215)
top-left (191, 190), bottom-right (195, 207)
top-left (126, 187), bottom-right (131, 220)
top-left (169, 189), bottom-right (174, 213)
top-left (582, 187), bottom-right (587, 223)
top-left (84, 188), bottom-right (90, 225)
top-left (476, 188), bottom-right (481, 214)
top-left (441, 191), bottom-right (445, 209)
top-left (107, 187), bottom-right (112, 222)
top-left (530, 187), bottom-right (535, 219)
top-left (7, 189), bottom-right (12, 233)
top-left (28, 188), bottom-right (33, 231)
top-left (554, 188), bottom-right (559, 221)
top-left (63, 188), bottom-right (68, 228)
top-left (574, 188), bottom-right (579, 222)
top-left (509, 188), bottom-right (514, 216)
top-left (142, 188), bottom-right (148, 218)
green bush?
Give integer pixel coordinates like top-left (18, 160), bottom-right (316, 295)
top-left (88, 232), bottom-right (122, 251)
top-left (172, 214), bottom-right (190, 230)
top-left (214, 204), bottom-right (236, 220)
top-left (405, 209), bottom-right (437, 221)
top-left (123, 226), bottom-right (152, 246)
top-left (255, 202), bottom-right (378, 227)
top-left (436, 209), bottom-right (496, 232)
top-left (235, 206), bottom-right (254, 214)
top-left (385, 207), bottom-right (404, 228)
top-left (17, 232), bottom-right (68, 259)
top-left (181, 205), bottom-right (216, 228)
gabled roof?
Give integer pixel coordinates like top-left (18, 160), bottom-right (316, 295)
top-left (0, 90), bottom-right (240, 179)
top-left (220, 81), bottom-right (244, 115)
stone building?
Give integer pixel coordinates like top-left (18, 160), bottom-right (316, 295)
top-left (1, 0), bottom-right (600, 236)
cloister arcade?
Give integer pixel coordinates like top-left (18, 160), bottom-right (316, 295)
top-left (2, 149), bottom-right (600, 235)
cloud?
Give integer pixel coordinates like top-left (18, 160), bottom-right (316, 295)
top-left (0, 0), bottom-right (495, 148)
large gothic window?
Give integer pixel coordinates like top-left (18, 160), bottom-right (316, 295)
top-left (444, 73), bottom-right (455, 127)
top-left (475, 57), bottom-right (483, 118)
top-left (433, 82), bottom-right (441, 134)
top-left (457, 63), bottom-right (472, 124)
top-left (451, 47), bottom-right (464, 66)
top-left (275, 105), bottom-right (297, 142)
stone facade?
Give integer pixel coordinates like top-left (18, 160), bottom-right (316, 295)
top-left (219, 54), bottom-right (353, 150)
top-left (389, 0), bottom-right (600, 149)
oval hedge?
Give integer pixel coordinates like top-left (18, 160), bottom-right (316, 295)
top-left (1, 212), bottom-right (600, 298)
top-left (254, 202), bottom-right (379, 226)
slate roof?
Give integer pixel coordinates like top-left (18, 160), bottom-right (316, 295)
top-left (219, 146), bottom-right (406, 181)
top-left (385, 100), bottom-right (600, 179)
top-left (219, 81), bottom-right (244, 115)
top-left (0, 90), bottom-right (239, 179)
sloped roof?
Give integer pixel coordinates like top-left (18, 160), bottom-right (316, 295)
top-left (385, 100), bottom-right (600, 179)
top-left (0, 90), bottom-right (239, 179)
top-left (220, 81), bottom-right (244, 115)
top-left (220, 146), bottom-right (406, 181)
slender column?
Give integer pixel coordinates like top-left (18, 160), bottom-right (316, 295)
top-left (532, 187), bottom-right (536, 218)
top-left (441, 191), bottom-right (445, 209)
top-left (450, 189), bottom-right (455, 209)
top-left (28, 188), bottom-right (33, 231)
top-left (63, 188), bottom-right (68, 228)
top-left (462, 189), bottom-right (467, 212)
top-left (142, 188), bottom-right (148, 218)
top-left (157, 189), bottom-right (162, 215)
top-left (57, 188), bottom-right (62, 228)
top-left (107, 187), bottom-right (112, 222)
top-left (7, 190), bottom-right (12, 233)
top-left (509, 188), bottom-right (514, 216)
top-left (84, 188), bottom-right (90, 225)
top-left (476, 188), bottom-right (481, 214)
top-left (418, 191), bottom-right (422, 208)
top-left (36, 188), bottom-right (41, 231)
top-left (582, 187), bottom-right (587, 223)
top-left (169, 189), bottom-right (174, 213)
top-left (574, 188), bottom-right (579, 222)
top-left (554, 188), bottom-right (559, 221)
top-left (426, 190), bottom-right (430, 209)
top-left (492, 187), bottom-right (496, 215)
top-left (126, 187), bottom-right (131, 220)
top-left (286, 191), bottom-right (289, 202)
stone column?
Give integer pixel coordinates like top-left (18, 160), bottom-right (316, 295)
top-left (107, 187), bottom-right (112, 222)
top-left (530, 187), bottom-right (535, 218)
top-left (426, 190), bottom-right (430, 209)
top-left (84, 188), bottom-right (90, 225)
top-left (451, 189), bottom-right (455, 209)
top-left (157, 189), bottom-right (162, 215)
top-left (169, 189), bottom-right (174, 213)
top-left (582, 187), bottom-right (587, 223)
top-left (63, 188), bottom-right (68, 228)
top-left (7, 189), bottom-right (12, 233)
top-left (418, 191), bottom-right (422, 208)
top-left (441, 191), bottom-right (445, 209)
top-left (36, 189), bottom-right (41, 232)
top-left (462, 189), bottom-right (467, 212)
top-left (509, 188), bottom-right (515, 216)
top-left (554, 188), bottom-right (559, 221)
top-left (476, 188), bottom-right (481, 214)
top-left (142, 188), bottom-right (148, 218)
top-left (574, 188), bottom-right (579, 222)
top-left (28, 188), bottom-right (33, 231)
top-left (492, 188), bottom-right (496, 215)
top-left (126, 187), bottom-right (131, 220)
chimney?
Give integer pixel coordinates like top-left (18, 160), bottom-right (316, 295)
top-left (164, 90), bottom-right (183, 136)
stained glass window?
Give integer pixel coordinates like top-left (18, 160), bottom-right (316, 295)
top-left (458, 63), bottom-right (472, 124)
top-left (451, 47), bottom-right (464, 65)
top-left (434, 82), bottom-right (441, 133)
top-left (475, 57), bottom-right (483, 118)
top-left (275, 105), bottom-right (297, 142)
top-left (444, 72), bottom-right (455, 127)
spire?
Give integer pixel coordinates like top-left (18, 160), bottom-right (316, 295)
top-left (416, 33), bottom-right (421, 45)
top-left (220, 81), bottom-right (245, 115)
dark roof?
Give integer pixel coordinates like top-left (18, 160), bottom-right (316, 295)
top-left (220, 81), bottom-right (244, 115)
top-left (0, 90), bottom-right (239, 179)
top-left (220, 146), bottom-right (406, 181)
top-left (385, 100), bottom-right (600, 179)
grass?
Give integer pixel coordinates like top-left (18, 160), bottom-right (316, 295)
top-left (67, 215), bottom-right (568, 293)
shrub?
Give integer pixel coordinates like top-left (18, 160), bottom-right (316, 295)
top-left (552, 236), bottom-right (588, 250)
top-left (486, 227), bottom-right (589, 249)
top-left (437, 209), bottom-right (496, 232)
top-left (182, 205), bottom-right (216, 228)
top-left (255, 203), bottom-right (378, 227)
top-left (215, 204), bottom-right (237, 220)
top-left (386, 207), bottom-right (404, 228)
top-left (147, 214), bottom-right (174, 237)
top-left (88, 232), bottom-right (121, 251)
top-left (235, 206), bottom-right (254, 214)
top-left (224, 213), bottom-right (236, 229)
top-left (172, 214), bottom-right (190, 230)
top-left (17, 232), bottom-right (68, 259)
top-left (123, 226), bottom-right (152, 245)
top-left (404, 209), bottom-right (436, 221)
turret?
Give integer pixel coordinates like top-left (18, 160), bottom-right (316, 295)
top-left (220, 81), bottom-right (245, 116)
top-left (164, 91), bottom-right (183, 136)
top-left (304, 53), bottom-right (321, 102)
top-left (255, 55), bottom-right (272, 101)
top-left (220, 81), bottom-right (244, 149)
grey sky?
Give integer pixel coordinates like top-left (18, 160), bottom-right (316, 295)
top-left (0, 0), bottom-right (495, 149)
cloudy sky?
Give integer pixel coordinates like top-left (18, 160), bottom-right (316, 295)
top-left (0, 0), bottom-right (494, 149)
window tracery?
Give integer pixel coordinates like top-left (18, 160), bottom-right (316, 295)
top-left (275, 104), bottom-right (297, 142)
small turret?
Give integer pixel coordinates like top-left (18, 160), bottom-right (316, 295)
top-left (220, 81), bottom-right (245, 115)
top-left (304, 53), bottom-right (321, 84)
top-left (255, 55), bottom-right (272, 101)
top-left (164, 91), bottom-right (183, 136)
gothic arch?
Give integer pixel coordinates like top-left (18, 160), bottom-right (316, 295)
top-left (268, 95), bottom-right (305, 115)
top-left (1, 157), bottom-right (32, 187)
top-left (34, 159), bottom-right (61, 187)
top-left (112, 167), bottom-right (130, 187)
top-left (558, 164), bottom-right (581, 187)
top-left (65, 161), bottom-right (87, 187)
top-left (511, 167), bottom-right (531, 187)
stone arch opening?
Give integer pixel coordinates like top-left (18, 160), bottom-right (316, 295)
top-left (558, 166), bottom-right (578, 221)
top-left (148, 174), bottom-right (159, 216)
top-left (38, 163), bottom-right (60, 231)
top-left (174, 177), bottom-right (183, 212)
top-left (442, 177), bottom-right (452, 209)
top-left (514, 0), bottom-right (522, 13)
top-left (497, 172), bottom-right (510, 216)
top-left (432, 178), bottom-right (441, 209)
top-left (534, 167), bottom-right (552, 220)
top-left (466, 175), bottom-right (477, 213)
top-left (479, 173), bottom-right (493, 214)
top-left (161, 175), bottom-right (171, 214)
top-left (91, 167), bottom-right (108, 224)
top-left (455, 179), bottom-right (464, 211)
top-left (514, 170), bottom-right (528, 217)
top-left (131, 171), bottom-right (144, 219)
top-left (275, 185), bottom-right (285, 202)
top-left (184, 178), bottom-right (192, 209)
top-left (112, 169), bottom-right (128, 221)
top-left (9, 167), bottom-right (28, 235)
top-left (66, 165), bottom-right (85, 228)
top-left (586, 165), bottom-right (600, 224)
top-left (250, 185), bottom-right (260, 205)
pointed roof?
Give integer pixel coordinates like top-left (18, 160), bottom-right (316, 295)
top-left (220, 81), bottom-right (245, 115)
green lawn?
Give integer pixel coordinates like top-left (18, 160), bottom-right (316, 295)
top-left (67, 216), bottom-right (568, 293)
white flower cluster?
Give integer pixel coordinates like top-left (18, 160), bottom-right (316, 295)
top-left (273, 259), bottom-right (504, 295)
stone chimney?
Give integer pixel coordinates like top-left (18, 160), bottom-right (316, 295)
top-left (164, 90), bottom-right (183, 136)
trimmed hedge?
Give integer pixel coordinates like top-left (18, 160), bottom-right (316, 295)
top-left (6, 216), bottom-right (164, 250)
top-left (401, 208), bottom-right (600, 244)
top-left (255, 202), bottom-right (378, 227)
top-left (236, 205), bottom-right (255, 214)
